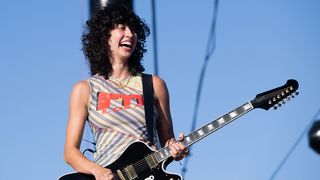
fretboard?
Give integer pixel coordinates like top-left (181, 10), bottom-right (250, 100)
top-left (153, 101), bottom-right (254, 162)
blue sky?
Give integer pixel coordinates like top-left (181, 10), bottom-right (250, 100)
top-left (1, 0), bottom-right (320, 179)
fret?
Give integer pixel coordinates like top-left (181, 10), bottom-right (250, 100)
top-left (185, 136), bottom-right (191, 143)
top-left (164, 148), bottom-right (171, 157)
top-left (223, 114), bottom-right (231, 122)
top-left (193, 130), bottom-right (200, 139)
top-left (159, 150), bottom-right (165, 159)
top-left (236, 106), bottom-right (245, 115)
top-left (207, 123), bottom-right (214, 131)
top-left (188, 133), bottom-right (196, 143)
top-left (243, 102), bottom-right (252, 110)
top-left (155, 147), bottom-right (171, 162)
top-left (212, 120), bottom-right (220, 128)
top-left (229, 111), bottom-right (237, 118)
top-left (202, 126), bottom-right (209, 134)
top-left (217, 117), bottom-right (225, 125)
top-left (197, 129), bottom-right (204, 136)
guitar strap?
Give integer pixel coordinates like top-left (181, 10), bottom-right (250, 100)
top-left (142, 73), bottom-right (155, 144)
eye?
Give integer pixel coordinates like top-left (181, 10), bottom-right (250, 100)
top-left (116, 24), bottom-right (126, 30)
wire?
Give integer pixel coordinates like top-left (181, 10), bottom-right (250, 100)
top-left (181, 0), bottom-right (220, 178)
top-left (83, 148), bottom-right (96, 154)
top-left (268, 109), bottom-right (320, 180)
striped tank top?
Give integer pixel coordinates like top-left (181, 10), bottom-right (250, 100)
top-left (87, 74), bottom-right (158, 167)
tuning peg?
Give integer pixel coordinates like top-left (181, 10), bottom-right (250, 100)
top-left (282, 100), bottom-right (286, 104)
top-left (273, 106), bottom-right (278, 110)
top-left (277, 103), bottom-right (282, 107)
top-left (281, 91), bottom-right (286, 96)
top-left (287, 97), bottom-right (291, 101)
top-left (273, 97), bottom-right (277, 102)
top-left (277, 94), bottom-right (281, 99)
top-left (295, 92), bottom-right (299, 96)
top-left (285, 88), bottom-right (290, 93)
top-left (268, 100), bottom-right (272, 105)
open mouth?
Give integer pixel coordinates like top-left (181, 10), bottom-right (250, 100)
top-left (120, 42), bottom-right (133, 49)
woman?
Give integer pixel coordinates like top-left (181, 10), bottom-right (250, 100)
top-left (63, 4), bottom-right (188, 180)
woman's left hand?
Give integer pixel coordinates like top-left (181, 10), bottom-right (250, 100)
top-left (168, 133), bottom-right (189, 161)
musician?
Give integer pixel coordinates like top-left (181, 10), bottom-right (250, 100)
top-left (63, 4), bottom-right (188, 180)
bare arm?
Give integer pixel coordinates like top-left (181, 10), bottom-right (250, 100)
top-left (153, 76), bottom-right (188, 160)
top-left (63, 80), bottom-right (113, 179)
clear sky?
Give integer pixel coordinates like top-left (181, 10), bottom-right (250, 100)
top-left (1, 0), bottom-right (320, 179)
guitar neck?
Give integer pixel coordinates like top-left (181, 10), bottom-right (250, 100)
top-left (154, 101), bottom-right (254, 162)
top-left (184, 101), bottom-right (254, 147)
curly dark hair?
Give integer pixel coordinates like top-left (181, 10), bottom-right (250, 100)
top-left (82, 4), bottom-right (150, 78)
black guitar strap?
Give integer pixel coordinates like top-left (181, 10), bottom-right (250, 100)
top-left (142, 73), bottom-right (155, 144)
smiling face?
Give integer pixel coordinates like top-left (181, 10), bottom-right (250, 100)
top-left (108, 24), bottom-right (138, 61)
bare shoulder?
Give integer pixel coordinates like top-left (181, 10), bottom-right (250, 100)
top-left (70, 80), bottom-right (90, 103)
top-left (72, 80), bottom-right (90, 94)
top-left (152, 75), bottom-right (169, 98)
top-left (152, 75), bottom-right (167, 88)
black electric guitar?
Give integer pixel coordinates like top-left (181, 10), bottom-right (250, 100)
top-left (59, 79), bottom-right (299, 180)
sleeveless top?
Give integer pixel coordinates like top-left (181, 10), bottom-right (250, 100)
top-left (87, 74), bottom-right (159, 167)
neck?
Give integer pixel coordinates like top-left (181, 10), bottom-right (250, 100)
top-left (110, 59), bottom-right (130, 79)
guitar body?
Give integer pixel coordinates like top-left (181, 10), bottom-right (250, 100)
top-left (59, 141), bottom-right (182, 180)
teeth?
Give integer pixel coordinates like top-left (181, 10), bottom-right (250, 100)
top-left (120, 43), bottom-right (132, 48)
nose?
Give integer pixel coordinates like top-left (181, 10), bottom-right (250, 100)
top-left (125, 27), bottom-right (135, 38)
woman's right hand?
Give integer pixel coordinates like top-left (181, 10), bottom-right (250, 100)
top-left (91, 166), bottom-right (115, 180)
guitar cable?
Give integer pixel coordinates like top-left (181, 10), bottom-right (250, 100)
top-left (82, 138), bottom-right (96, 155)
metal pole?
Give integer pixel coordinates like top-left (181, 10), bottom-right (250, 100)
top-left (151, 0), bottom-right (159, 75)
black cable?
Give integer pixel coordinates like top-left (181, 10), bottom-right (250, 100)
top-left (268, 109), bottom-right (320, 180)
top-left (83, 148), bottom-right (96, 155)
top-left (82, 138), bottom-right (96, 154)
top-left (181, 0), bottom-right (219, 178)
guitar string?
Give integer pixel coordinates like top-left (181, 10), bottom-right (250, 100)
top-left (117, 146), bottom-right (175, 175)
top-left (118, 139), bottom-right (195, 175)
top-left (124, 149), bottom-right (169, 174)
top-left (116, 154), bottom-right (151, 176)
top-left (133, 155), bottom-right (159, 173)
top-left (133, 147), bottom-right (175, 174)
top-left (134, 145), bottom-right (177, 171)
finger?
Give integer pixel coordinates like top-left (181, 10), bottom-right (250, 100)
top-left (169, 145), bottom-right (179, 156)
top-left (172, 143), bottom-right (182, 152)
top-left (175, 141), bottom-right (188, 156)
top-left (170, 144), bottom-right (183, 158)
top-left (107, 173), bottom-right (114, 180)
top-left (175, 141), bottom-right (186, 151)
top-left (105, 171), bottom-right (113, 180)
top-left (178, 133), bottom-right (185, 141)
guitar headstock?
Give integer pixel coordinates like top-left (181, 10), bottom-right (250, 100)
top-left (251, 79), bottom-right (299, 110)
